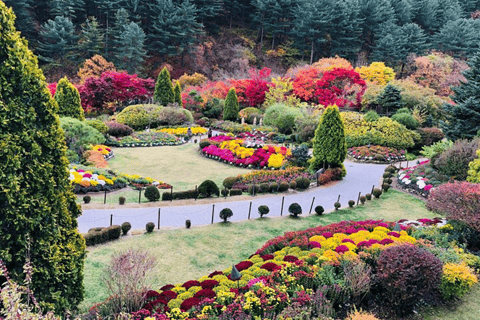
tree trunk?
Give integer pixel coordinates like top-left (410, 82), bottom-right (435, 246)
top-left (310, 41), bottom-right (314, 65)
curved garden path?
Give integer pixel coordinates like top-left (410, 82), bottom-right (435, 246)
top-left (76, 160), bottom-right (413, 233)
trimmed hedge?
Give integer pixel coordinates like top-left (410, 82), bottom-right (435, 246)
top-left (84, 225), bottom-right (122, 246)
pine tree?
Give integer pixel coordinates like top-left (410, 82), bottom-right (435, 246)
top-left (38, 15), bottom-right (78, 62)
top-left (3, 0), bottom-right (35, 40)
top-left (0, 2), bottom-right (85, 312)
top-left (174, 81), bottom-right (183, 106)
top-left (115, 22), bottom-right (147, 74)
top-left (376, 84), bottom-right (403, 115)
top-left (309, 105), bottom-right (346, 171)
top-left (78, 16), bottom-right (104, 59)
top-left (54, 77), bottom-right (85, 120)
top-left (49, 0), bottom-right (85, 20)
top-left (111, 7), bottom-right (130, 59)
top-left (433, 18), bottom-right (480, 58)
top-left (154, 67), bottom-right (175, 105)
top-left (223, 88), bottom-right (239, 121)
top-left (441, 52), bottom-right (480, 140)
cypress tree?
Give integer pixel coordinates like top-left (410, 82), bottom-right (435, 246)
top-left (223, 88), bottom-right (239, 121)
top-left (54, 77), bottom-right (85, 120)
top-left (309, 105), bottom-right (346, 171)
top-left (441, 51), bottom-right (480, 140)
top-left (0, 2), bottom-right (85, 312)
top-left (376, 84), bottom-right (403, 115)
top-left (174, 81), bottom-right (182, 106)
top-left (154, 67), bottom-right (175, 105)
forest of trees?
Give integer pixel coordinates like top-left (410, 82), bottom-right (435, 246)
top-left (5, 0), bottom-right (480, 79)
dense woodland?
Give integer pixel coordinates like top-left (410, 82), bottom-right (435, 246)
top-left (5, 0), bottom-right (480, 80)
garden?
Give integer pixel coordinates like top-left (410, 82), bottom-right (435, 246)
top-left (3, 8), bottom-right (480, 320)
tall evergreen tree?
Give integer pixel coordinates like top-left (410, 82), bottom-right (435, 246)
top-left (328, 0), bottom-right (362, 60)
top-left (0, 1), bottom-right (85, 312)
top-left (309, 105), bottom-right (346, 171)
top-left (115, 21), bottom-right (147, 74)
top-left (54, 77), bottom-right (85, 120)
top-left (391, 0), bottom-right (413, 25)
top-left (441, 51), bottom-right (480, 140)
top-left (78, 16), bottom-right (104, 59)
top-left (154, 67), bottom-right (175, 105)
top-left (3, 0), bottom-right (35, 39)
top-left (223, 88), bottom-right (239, 121)
top-left (38, 15), bottom-right (78, 62)
top-left (49, 0), bottom-right (85, 20)
top-left (174, 81), bottom-right (183, 106)
top-left (433, 18), bottom-right (480, 58)
top-left (376, 84), bottom-right (403, 115)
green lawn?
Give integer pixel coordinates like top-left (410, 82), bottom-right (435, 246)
top-left (107, 144), bottom-right (252, 191)
top-left (80, 190), bottom-right (437, 312)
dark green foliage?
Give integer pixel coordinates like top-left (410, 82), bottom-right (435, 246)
top-left (359, 195), bottom-right (366, 204)
top-left (54, 77), bottom-right (85, 120)
top-left (363, 110), bottom-right (380, 122)
top-left (144, 186), bottom-right (160, 202)
top-left (259, 183), bottom-right (270, 193)
top-left (119, 196), bottom-right (126, 205)
top-left (223, 176), bottom-right (237, 189)
top-left (433, 18), bottom-right (480, 58)
top-left (174, 81), bottom-right (182, 106)
top-left (383, 172), bottom-right (392, 179)
top-left (382, 184), bottom-right (390, 192)
top-left (348, 200), bottom-right (355, 207)
top-left (290, 144), bottom-right (311, 168)
top-left (185, 219), bottom-right (191, 228)
top-left (373, 188), bottom-right (382, 198)
top-left (50, 0), bottom-right (85, 20)
top-left (258, 205), bottom-right (269, 217)
top-left (154, 67), bottom-right (175, 105)
top-left (162, 192), bottom-right (173, 201)
top-left (433, 139), bottom-right (480, 180)
top-left (115, 22), bottom-right (147, 74)
top-left (289, 180), bottom-right (297, 190)
top-left (315, 205), bottom-right (324, 215)
top-left (0, 4), bottom-right (85, 312)
top-left (392, 113), bottom-right (419, 129)
top-left (288, 203), bottom-right (302, 217)
top-left (376, 244), bottom-right (443, 315)
top-left (78, 16), bottom-right (104, 59)
top-left (247, 185), bottom-right (256, 195)
top-left (199, 140), bottom-right (211, 149)
top-left (84, 225), bottom-right (122, 246)
top-left (441, 52), bottom-right (480, 140)
top-left (121, 222), bottom-right (131, 235)
top-left (230, 189), bottom-right (243, 196)
top-left (198, 179), bottom-right (219, 198)
top-left (295, 177), bottom-right (311, 190)
top-left (60, 117), bottom-right (106, 161)
top-left (365, 193), bottom-right (372, 200)
top-left (278, 181), bottom-right (289, 192)
top-left (38, 15), bottom-right (78, 62)
top-left (269, 182), bottom-right (278, 193)
top-left (86, 119), bottom-right (109, 134)
top-left (295, 116), bottom-right (318, 144)
top-left (146, 222), bottom-right (155, 233)
top-left (376, 84), bottom-right (403, 115)
top-left (83, 195), bottom-right (91, 203)
top-left (310, 105), bottom-right (347, 171)
top-left (223, 88), bottom-right (239, 121)
top-left (219, 208), bottom-right (233, 222)
top-left (416, 127), bottom-right (444, 148)
top-left (334, 202), bottom-right (341, 210)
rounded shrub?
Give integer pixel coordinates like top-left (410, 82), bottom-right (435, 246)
top-left (185, 219), bottom-right (191, 229)
top-left (146, 222), bottom-right (155, 233)
top-left (145, 186), bottom-right (160, 202)
top-left (258, 205), bottom-right (270, 217)
top-left (198, 180), bottom-right (220, 198)
top-left (383, 172), bottom-right (392, 179)
top-left (60, 117), bottom-right (105, 161)
top-left (288, 203), bottom-right (302, 217)
top-left (348, 200), bottom-right (355, 208)
top-left (116, 104), bottom-right (164, 130)
top-left (359, 195), bottom-right (366, 204)
top-left (158, 107), bottom-right (194, 126)
top-left (264, 103), bottom-right (304, 134)
top-left (385, 165), bottom-right (397, 174)
top-left (269, 182), bottom-right (278, 193)
top-left (86, 119), bottom-right (109, 134)
top-left (259, 183), bottom-right (270, 193)
top-left (440, 263), bottom-right (478, 300)
top-left (247, 185), bottom-right (256, 195)
top-left (392, 113), bottom-right (420, 129)
top-left (376, 244), bottom-right (443, 315)
top-left (83, 195), bottom-right (91, 204)
top-left (289, 180), bottom-right (297, 190)
top-left (373, 188), bottom-right (382, 198)
top-left (334, 202), bottom-right (341, 210)
top-left (121, 222), bottom-right (131, 235)
top-left (199, 139), bottom-right (211, 149)
top-left (106, 122), bottom-right (134, 137)
top-left (278, 181), bottom-right (289, 192)
top-left (363, 110), bottom-right (380, 122)
top-left (315, 205), bottom-right (324, 215)
top-left (295, 177), bottom-right (311, 190)
top-left (119, 196), bottom-right (126, 205)
top-left (434, 139), bottom-right (479, 180)
top-left (382, 184), bottom-right (390, 192)
top-left (365, 193), bottom-right (372, 200)
top-left (219, 208), bottom-right (233, 222)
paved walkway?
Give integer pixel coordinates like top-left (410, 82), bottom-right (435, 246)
top-left (76, 160), bottom-right (411, 233)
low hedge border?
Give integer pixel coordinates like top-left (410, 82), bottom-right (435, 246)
top-left (84, 225), bottom-right (122, 246)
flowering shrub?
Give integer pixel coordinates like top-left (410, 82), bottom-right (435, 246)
top-left (348, 145), bottom-right (405, 163)
top-left (467, 149), bottom-right (480, 182)
top-left (106, 131), bottom-right (181, 148)
top-left (226, 167), bottom-right (313, 191)
top-left (91, 145), bottom-right (114, 159)
top-left (355, 62), bottom-right (395, 85)
top-left (157, 127), bottom-right (207, 136)
top-left (397, 160), bottom-right (449, 198)
top-left (69, 167), bottom-right (125, 193)
top-left (440, 263), bottom-right (478, 299)
top-left (202, 138), bottom-right (291, 169)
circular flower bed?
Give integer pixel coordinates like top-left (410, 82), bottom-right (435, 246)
top-left (348, 145), bottom-right (406, 163)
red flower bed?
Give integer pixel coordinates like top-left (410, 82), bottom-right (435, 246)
top-left (180, 297), bottom-right (201, 311)
top-left (200, 279), bottom-right (219, 289)
top-left (182, 280), bottom-right (200, 289)
top-left (194, 289), bottom-right (217, 300)
top-left (235, 261), bottom-right (254, 272)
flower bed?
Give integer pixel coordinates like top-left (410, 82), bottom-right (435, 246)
top-left (348, 145), bottom-right (405, 163)
top-left (117, 173), bottom-right (171, 190)
top-left (397, 160), bottom-right (449, 198)
top-left (91, 144), bottom-right (114, 160)
top-left (96, 219), bottom-right (479, 320)
top-left (106, 131), bottom-right (182, 147)
top-left (228, 167), bottom-right (314, 191)
top-left (157, 127), bottom-right (207, 137)
top-left (202, 139), bottom-right (291, 169)
top-left (69, 167), bottom-right (126, 194)
top-left (211, 120), bottom-right (276, 134)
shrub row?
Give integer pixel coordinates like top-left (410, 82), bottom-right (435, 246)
top-left (162, 188), bottom-right (243, 201)
top-left (84, 225), bottom-right (121, 246)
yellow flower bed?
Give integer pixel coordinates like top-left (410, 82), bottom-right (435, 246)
top-left (158, 127), bottom-right (208, 136)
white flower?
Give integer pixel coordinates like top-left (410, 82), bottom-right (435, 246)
top-left (92, 174), bottom-right (98, 179)
top-left (98, 180), bottom-right (106, 186)
top-left (69, 174), bottom-right (75, 180)
top-left (399, 174), bottom-right (406, 180)
top-left (153, 181), bottom-right (159, 185)
top-left (69, 169), bottom-right (75, 173)
top-left (81, 178), bottom-right (90, 182)
top-left (403, 179), bottom-right (411, 185)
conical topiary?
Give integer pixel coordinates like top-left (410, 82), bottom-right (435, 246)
top-left (0, 2), bottom-right (85, 312)
top-left (54, 76), bottom-right (85, 120)
top-left (154, 67), bottom-right (175, 105)
top-left (223, 88), bottom-right (239, 121)
top-left (174, 81), bottom-right (182, 106)
top-left (376, 84), bottom-right (403, 115)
